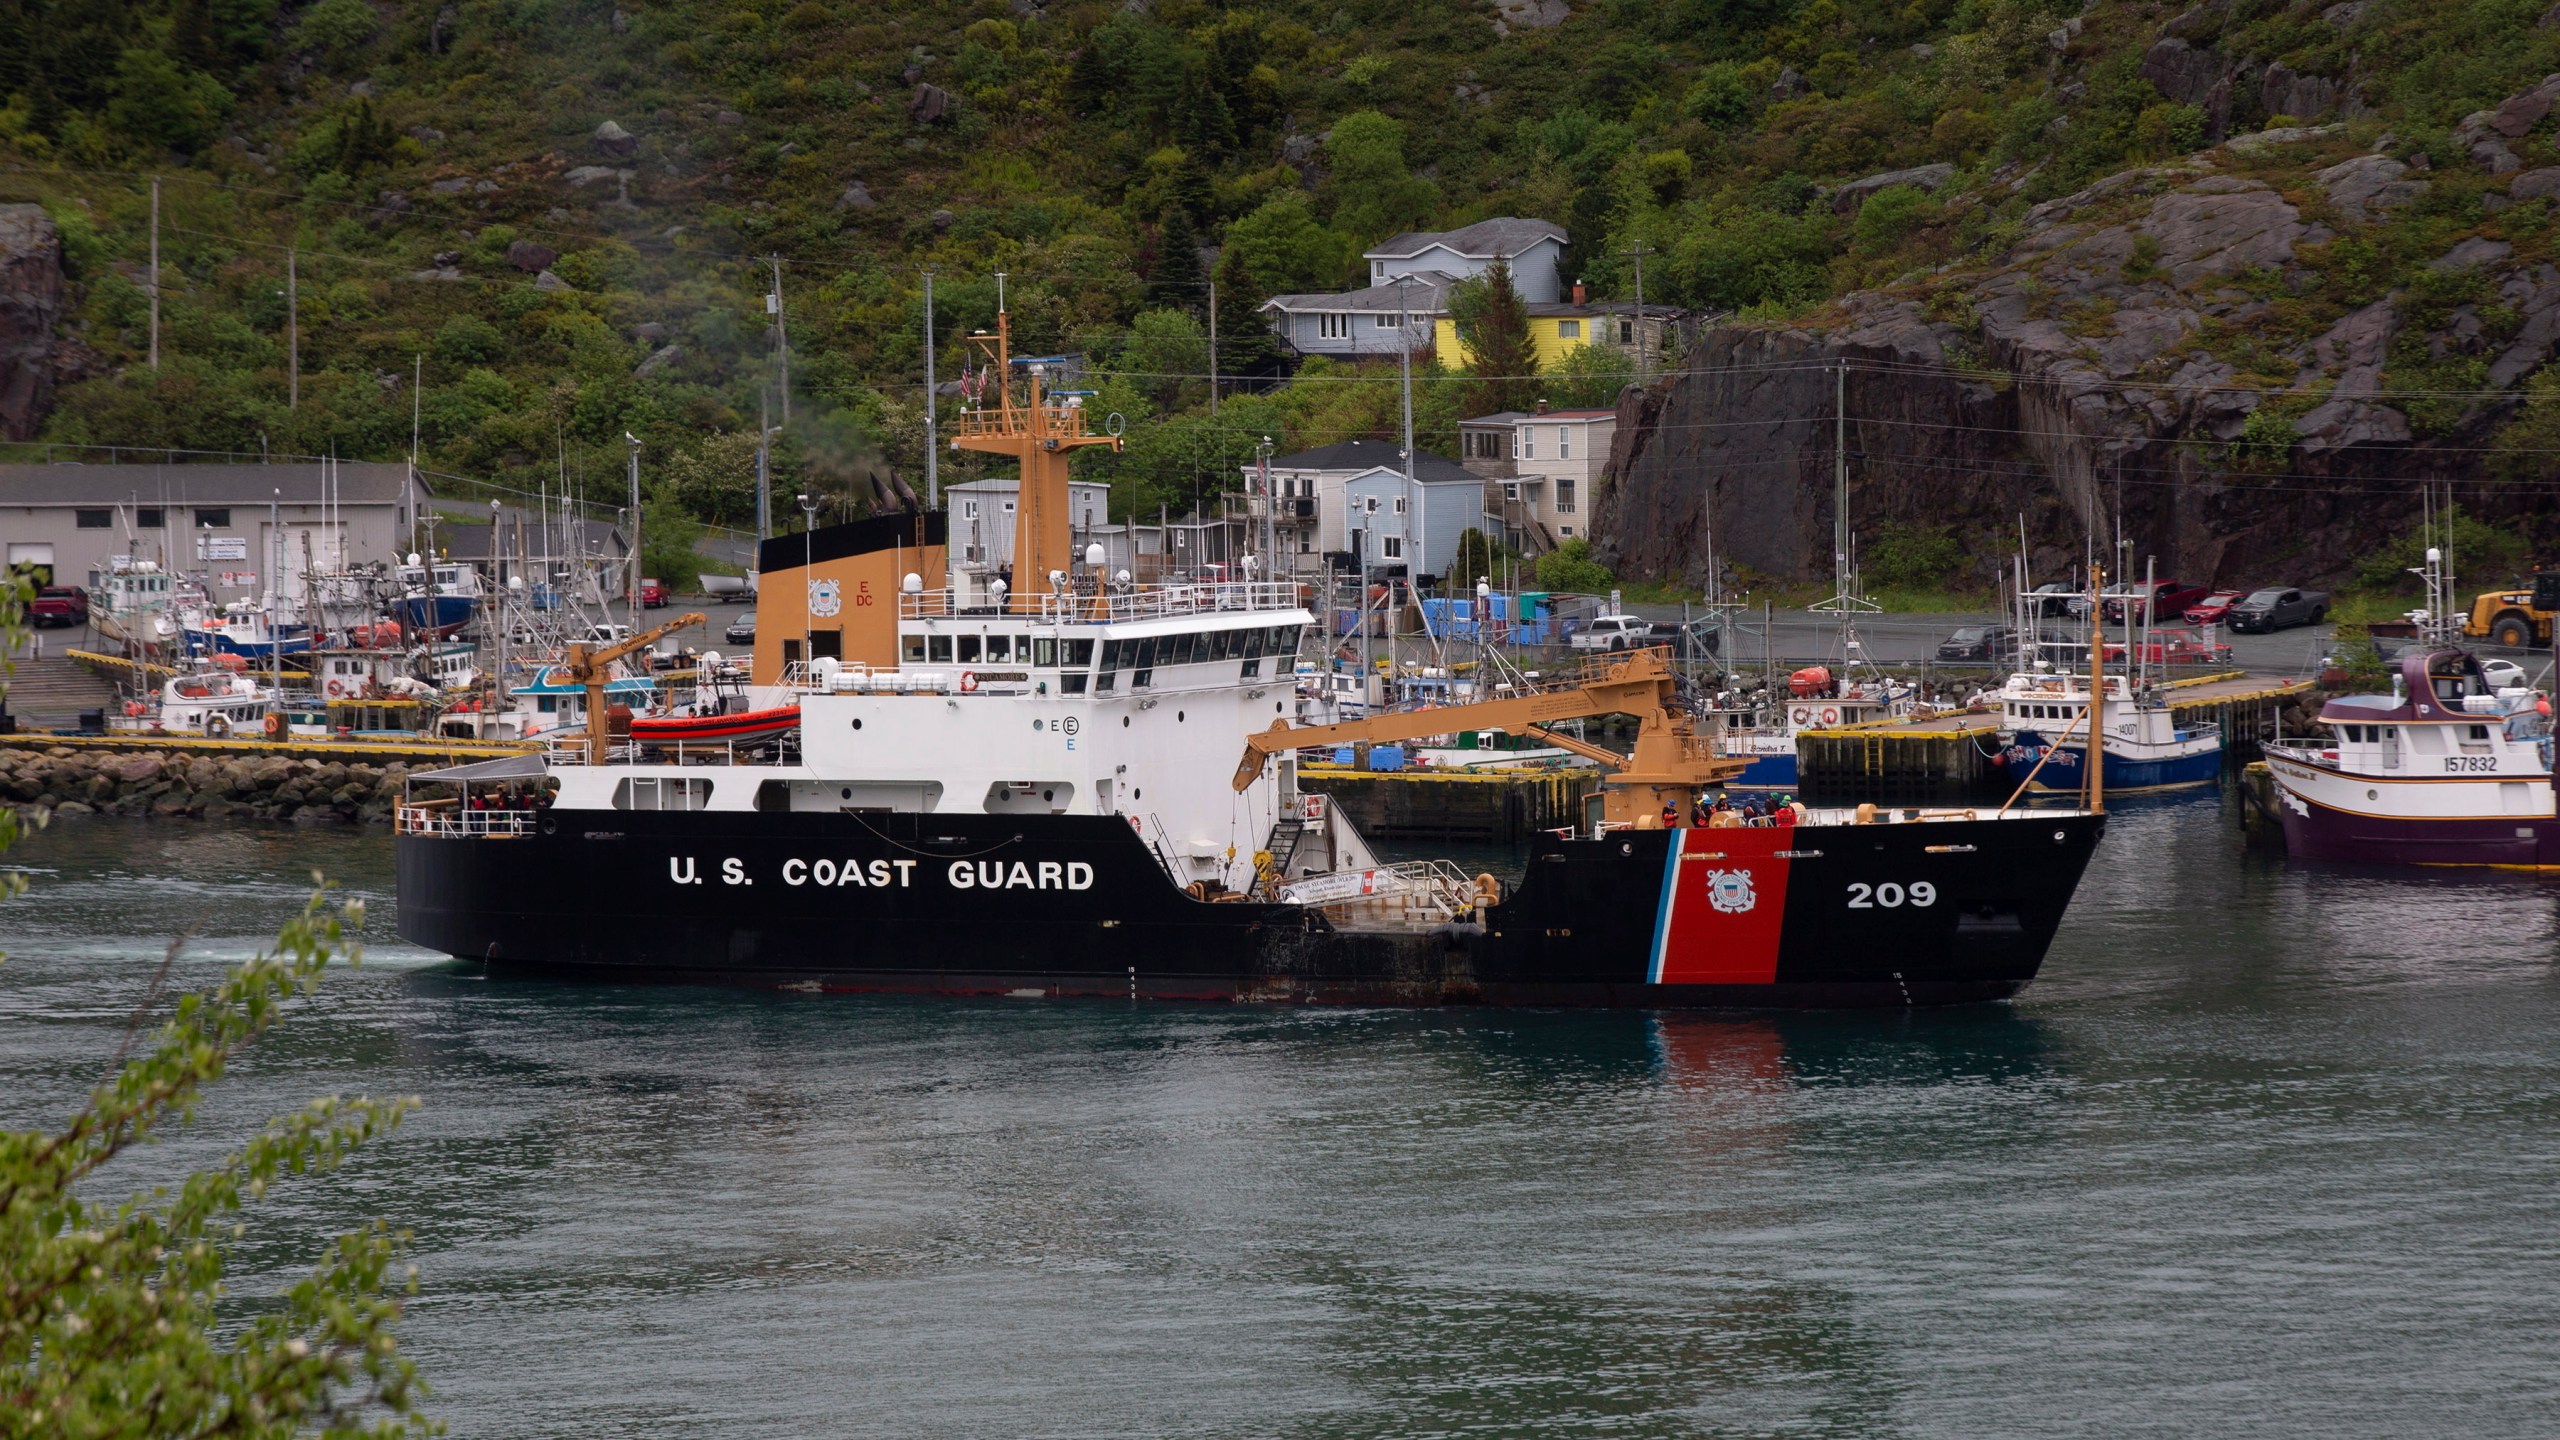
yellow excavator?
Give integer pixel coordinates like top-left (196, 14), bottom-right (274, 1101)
top-left (560, 612), bottom-right (707, 764)
top-left (1232, 647), bottom-right (1743, 827)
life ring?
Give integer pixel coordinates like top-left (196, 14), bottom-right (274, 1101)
top-left (1789, 705), bottom-right (1812, 725)
top-left (264, 713), bottom-right (286, 739)
top-left (1820, 706), bottom-right (1840, 725)
top-left (959, 670), bottom-right (978, 694)
top-left (1128, 814), bottom-right (1142, 832)
top-left (325, 678), bottom-right (346, 698)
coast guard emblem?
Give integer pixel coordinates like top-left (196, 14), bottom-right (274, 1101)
top-left (808, 578), bottom-right (843, 618)
top-left (1705, 868), bottom-right (1756, 914)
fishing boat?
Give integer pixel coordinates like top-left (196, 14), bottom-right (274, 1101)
top-left (1991, 667), bottom-right (2224, 792)
top-left (391, 560), bottom-right (485, 638)
top-left (88, 560), bottom-right (178, 647)
top-left (2264, 646), bottom-right (2556, 867)
top-left (112, 668), bottom-right (274, 738)
top-left (180, 597), bottom-right (315, 658)
top-left (1718, 669), bottom-right (1916, 791)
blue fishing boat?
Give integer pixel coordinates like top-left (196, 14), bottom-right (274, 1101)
top-left (393, 561), bottom-right (485, 638)
top-left (1992, 668), bottom-right (2222, 793)
top-left (182, 605), bottom-right (315, 658)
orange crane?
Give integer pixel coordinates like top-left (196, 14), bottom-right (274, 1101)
top-left (560, 611), bottom-right (706, 765)
top-left (1232, 648), bottom-right (1744, 826)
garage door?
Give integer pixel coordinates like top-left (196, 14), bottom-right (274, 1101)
top-left (6, 542), bottom-right (54, 587)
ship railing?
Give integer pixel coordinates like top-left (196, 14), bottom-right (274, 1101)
top-left (395, 801), bottom-right (538, 837)
top-left (1277, 858), bottom-right (1476, 925)
top-left (899, 582), bottom-right (1308, 623)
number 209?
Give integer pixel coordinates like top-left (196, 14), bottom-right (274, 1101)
top-left (1847, 881), bottom-right (1934, 909)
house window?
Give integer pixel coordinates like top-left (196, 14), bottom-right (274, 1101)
top-left (1556, 478), bottom-right (1577, 514)
top-left (137, 508), bottom-right (164, 528)
top-left (1002, 501), bottom-right (1014, 514)
top-left (75, 509), bottom-right (111, 528)
top-left (1382, 536), bottom-right (1404, 559)
top-left (1558, 427), bottom-right (1571, 460)
top-left (1557, 320), bottom-right (1581, 340)
top-left (1373, 313), bottom-right (1399, 328)
top-left (1364, 496), bottom-right (1379, 514)
top-left (1318, 313), bottom-right (1350, 340)
top-left (1393, 496), bottom-right (1406, 514)
top-left (1619, 320), bottom-right (1635, 344)
top-left (1372, 261), bottom-right (1387, 281)
top-left (1560, 525), bottom-right (1575, 537)
top-left (963, 500), bottom-right (979, 518)
top-left (1522, 429), bottom-right (1536, 460)
top-left (193, 508), bottom-right (230, 528)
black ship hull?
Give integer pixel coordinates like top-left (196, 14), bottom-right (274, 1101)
top-left (397, 807), bottom-right (2106, 1008)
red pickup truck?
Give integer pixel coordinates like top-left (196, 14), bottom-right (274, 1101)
top-left (2101, 579), bottom-right (2211, 624)
top-left (29, 585), bottom-right (89, 628)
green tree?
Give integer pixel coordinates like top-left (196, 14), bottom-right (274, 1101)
top-left (1145, 210), bottom-right (1205, 316)
top-left (292, 0), bottom-right (377, 55)
top-left (1535, 537), bottom-right (1614, 593)
top-left (1325, 111), bottom-right (1438, 242)
top-left (1211, 245), bottom-right (1284, 384)
top-left (1452, 257), bottom-right (1540, 417)
top-left (1447, 527), bottom-right (1514, 590)
top-left (1115, 307), bottom-right (1211, 410)
top-left (0, 581), bottom-right (431, 1440)
top-left (1223, 191), bottom-right (1353, 294)
top-left (1546, 342), bottom-right (1635, 410)
top-left (104, 49), bottom-right (232, 153)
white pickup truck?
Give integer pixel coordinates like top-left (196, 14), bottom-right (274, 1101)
top-left (1568, 614), bottom-right (1663, 652)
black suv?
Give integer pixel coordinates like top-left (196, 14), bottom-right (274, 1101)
top-left (1934, 624), bottom-right (2016, 662)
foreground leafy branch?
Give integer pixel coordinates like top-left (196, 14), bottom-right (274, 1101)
top-left (0, 573), bottom-right (433, 1437)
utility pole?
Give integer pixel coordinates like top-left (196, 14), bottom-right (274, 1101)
top-left (624, 433), bottom-right (642, 620)
top-left (764, 257), bottom-right (791, 426)
top-left (1397, 275), bottom-right (1418, 589)
top-left (148, 177), bottom-right (160, 370)
top-left (756, 386), bottom-right (773, 541)
top-left (1207, 274), bottom-right (1219, 416)
top-left (286, 248), bottom-right (299, 410)
top-left (922, 268), bottom-right (939, 509)
top-left (1624, 240), bottom-right (1650, 379)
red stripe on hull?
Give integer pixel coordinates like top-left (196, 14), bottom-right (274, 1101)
top-left (1655, 826), bottom-right (1797, 985)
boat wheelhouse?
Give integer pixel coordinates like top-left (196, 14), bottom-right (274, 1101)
top-left (1992, 666), bottom-right (2223, 792)
top-left (2265, 647), bottom-right (2556, 867)
top-left (89, 560), bottom-right (177, 647)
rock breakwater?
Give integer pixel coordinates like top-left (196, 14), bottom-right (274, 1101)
top-left (0, 748), bottom-right (412, 824)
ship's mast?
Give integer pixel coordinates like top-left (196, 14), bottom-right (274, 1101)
top-left (951, 309), bottom-right (1123, 614)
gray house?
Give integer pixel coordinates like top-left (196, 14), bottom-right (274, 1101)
top-left (1263, 216), bottom-right (1569, 361)
top-left (1363, 217), bottom-right (1568, 302)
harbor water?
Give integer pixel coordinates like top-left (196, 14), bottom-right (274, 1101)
top-left (3, 799), bottom-right (2558, 1436)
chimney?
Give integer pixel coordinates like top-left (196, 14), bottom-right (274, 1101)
top-left (1533, 399), bottom-right (1549, 415)
top-left (1571, 279), bottom-right (1586, 305)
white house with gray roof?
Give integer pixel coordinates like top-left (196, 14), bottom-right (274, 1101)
top-left (1261, 217), bottom-right (1567, 361)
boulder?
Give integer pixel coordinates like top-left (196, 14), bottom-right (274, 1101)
top-left (1831, 163), bottom-right (1958, 213)
top-left (506, 239), bottom-right (559, 272)
top-left (2489, 74), bottom-right (2560, 137)
top-left (2431, 236), bottom-right (2515, 272)
top-left (2316, 154), bottom-right (2426, 224)
top-left (105, 754), bottom-right (165, 784)
top-left (533, 270), bottom-right (574, 292)
top-left (633, 343), bottom-right (683, 377)
top-left (562, 165), bottom-right (625, 187)
top-left (2142, 37), bottom-right (2227, 110)
top-left (593, 120), bottom-right (640, 158)
top-left (0, 204), bottom-right (65, 441)
top-left (2512, 167), bottom-right (2560, 200)
top-left (2261, 63), bottom-right (2342, 121)
top-left (908, 84), bottom-right (955, 124)
top-left (836, 181), bottom-right (878, 211)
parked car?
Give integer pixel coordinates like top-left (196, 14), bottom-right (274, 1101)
top-left (581, 623), bottom-right (636, 646)
top-left (2226, 586), bottom-right (2329, 633)
top-left (2480, 657), bottom-right (2529, 690)
top-left (1934, 624), bottom-right (2017, 662)
top-left (638, 577), bottom-right (671, 608)
top-left (28, 585), bottom-right (89, 627)
top-left (2103, 626), bottom-right (2235, 668)
top-left (2025, 582), bottom-right (2087, 618)
top-left (2102, 579), bottom-right (2211, 624)
top-left (2182, 590), bottom-right (2250, 626)
top-left (724, 611), bottom-right (757, 645)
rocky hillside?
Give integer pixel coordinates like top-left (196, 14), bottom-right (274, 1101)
top-left (6, 0), bottom-right (2560, 591)
top-left (1596, 52), bottom-right (2560, 592)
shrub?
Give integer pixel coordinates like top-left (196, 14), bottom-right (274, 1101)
top-left (1863, 520), bottom-right (1962, 588)
top-left (1536, 537), bottom-right (1615, 594)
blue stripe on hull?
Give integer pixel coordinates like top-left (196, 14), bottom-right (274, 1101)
top-left (1996, 739), bottom-right (2222, 792)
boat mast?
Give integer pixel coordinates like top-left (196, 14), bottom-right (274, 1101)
top-left (951, 305), bottom-right (1122, 614)
top-left (2084, 559), bottom-right (2106, 816)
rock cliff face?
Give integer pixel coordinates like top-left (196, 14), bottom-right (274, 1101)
top-left (1597, 104), bottom-right (2560, 590)
top-left (0, 204), bottom-right (64, 442)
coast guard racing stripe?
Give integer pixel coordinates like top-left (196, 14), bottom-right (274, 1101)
top-left (1648, 826), bottom-right (1795, 985)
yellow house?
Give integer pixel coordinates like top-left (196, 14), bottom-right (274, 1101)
top-left (1431, 300), bottom-right (1676, 370)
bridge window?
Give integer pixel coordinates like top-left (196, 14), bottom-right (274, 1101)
top-left (956, 635), bottom-right (981, 663)
top-left (1034, 637), bottom-right (1056, 667)
top-left (928, 635), bottom-right (953, 663)
top-left (984, 634), bottom-right (1011, 662)
top-left (1063, 638), bottom-right (1094, 667)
